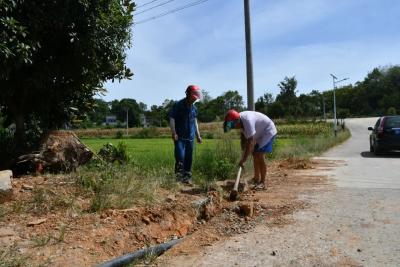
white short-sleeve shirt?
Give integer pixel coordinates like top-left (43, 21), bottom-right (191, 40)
top-left (240, 111), bottom-right (277, 147)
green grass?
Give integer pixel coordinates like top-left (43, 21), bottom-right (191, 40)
top-left (77, 124), bottom-right (350, 212)
top-left (83, 138), bottom-right (234, 170)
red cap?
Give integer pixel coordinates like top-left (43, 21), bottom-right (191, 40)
top-left (186, 85), bottom-right (201, 99)
top-left (224, 109), bottom-right (240, 122)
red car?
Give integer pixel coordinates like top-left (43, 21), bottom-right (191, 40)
top-left (368, 116), bottom-right (400, 155)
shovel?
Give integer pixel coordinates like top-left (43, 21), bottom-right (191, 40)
top-left (229, 167), bottom-right (242, 201)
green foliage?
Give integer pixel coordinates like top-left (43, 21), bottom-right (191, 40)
top-left (197, 90), bottom-right (244, 122)
top-left (110, 98), bottom-right (147, 127)
top-left (98, 142), bottom-right (130, 164)
top-left (115, 130), bottom-right (124, 139)
top-left (32, 235), bottom-right (52, 247)
top-left (273, 128), bottom-right (351, 159)
top-left (0, 0), bottom-right (134, 151)
top-left (275, 76), bottom-right (300, 118)
top-left (134, 127), bottom-right (159, 138)
top-left (75, 163), bottom-right (158, 212)
top-left (387, 107), bottom-right (397, 115)
top-left (194, 137), bottom-right (241, 182)
top-left (277, 122), bottom-right (332, 138)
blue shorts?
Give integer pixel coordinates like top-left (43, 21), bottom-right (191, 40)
top-left (254, 136), bottom-right (276, 153)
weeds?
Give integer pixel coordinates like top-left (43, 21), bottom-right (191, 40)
top-left (98, 142), bottom-right (130, 164)
top-left (194, 137), bottom-right (241, 182)
top-left (29, 187), bottom-right (78, 215)
top-left (0, 206), bottom-right (6, 219)
top-left (0, 245), bottom-right (28, 267)
top-left (273, 128), bottom-right (351, 159)
top-left (75, 163), bottom-right (159, 212)
top-left (30, 224), bottom-right (67, 248)
top-left (55, 224), bottom-right (67, 243)
top-left (32, 235), bottom-right (52, 247)
top-left (11, 201), bottom-right (26, 214)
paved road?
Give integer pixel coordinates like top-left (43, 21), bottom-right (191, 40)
top-left (321, 118), bottom-right (400, 189)
top-left (163, 118), bottom-right (400, 267)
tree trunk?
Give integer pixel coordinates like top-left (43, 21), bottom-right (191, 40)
top-left (14, 112), bottom-right (26, 154)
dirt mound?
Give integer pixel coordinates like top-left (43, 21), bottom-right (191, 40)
top-left (278, 158), bottom-right (314, 169)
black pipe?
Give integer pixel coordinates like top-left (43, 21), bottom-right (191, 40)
top-left (96, 238), bottom-right (182, 267)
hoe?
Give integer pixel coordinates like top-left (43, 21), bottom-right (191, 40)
top-left (229, 167), bottom-right (242, 201)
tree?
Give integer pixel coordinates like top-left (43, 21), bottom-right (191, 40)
top-left (110, 98), bottom-right (146, 127)
top-left (222, 90), bottom-right (245, 111)
top-left (87, 99), bottom-right (110, 125)
top-left (275, 76), bottom-right (299, 118)
top-left (196, 91), bottom-right (217, 122)
top-left (255, 92), bottom-right (273, 114)
top-left (0, 0), bottom-right (135, 152)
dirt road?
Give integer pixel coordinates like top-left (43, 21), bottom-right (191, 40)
top-left (161, 118), bottom-right (400, 266)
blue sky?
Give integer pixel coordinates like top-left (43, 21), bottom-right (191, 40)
top-left (103, 0), bottom-right (400, 107)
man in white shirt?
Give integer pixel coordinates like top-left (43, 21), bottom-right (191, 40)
top-left (223, 109), bottom-right (277, 189)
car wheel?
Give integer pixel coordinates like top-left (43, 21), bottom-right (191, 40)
top-left (373, 144), bottom-right (383, 155)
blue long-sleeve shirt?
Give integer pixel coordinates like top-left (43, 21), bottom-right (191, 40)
top-left (169, 98), bottom-right (197, 140)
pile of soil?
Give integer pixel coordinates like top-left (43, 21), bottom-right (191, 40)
top-left (0, 159), bottom-right (333, 266)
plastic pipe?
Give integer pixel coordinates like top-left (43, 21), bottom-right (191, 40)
top-left (96, 238), bottom-right (182, 267)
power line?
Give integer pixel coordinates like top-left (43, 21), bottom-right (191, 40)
top-left (135, 0), bottom-right (161, 9)
top-left (134, 0), bottom-right (209, 25)
top-left (134, 0), bottom-right (176, 16)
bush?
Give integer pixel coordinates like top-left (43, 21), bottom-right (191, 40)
top-left (194, 137), bottom-right (241, 182)
top-left (98, 142), bottom-right (130, 164)
top-left (387, 107), bottom-right (397, 115)
top-left (204, 132), bottom-right (214, 139)
top-left (115, 130), bottom-right (124, 139)
top-left (134, 127), bottom-right (159, 138)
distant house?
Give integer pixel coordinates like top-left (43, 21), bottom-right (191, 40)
top-left (105, 115), bottom-right (117, 126)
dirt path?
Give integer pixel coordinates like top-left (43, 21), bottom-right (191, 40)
top-left (158, 118), bottom-right (400, 267)
top-left (0, 158), bottom-right (322, 266)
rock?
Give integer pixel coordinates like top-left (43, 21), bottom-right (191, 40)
top-left (0, 170), bottom-right (13, 202)
top-left (166, 194), bottom-right (176, 202)
top-left (0, 170), bottom-right (12, 191)
top-left (239, 201), bottom-right (254, 217)
top-left (27, 218), bottom-right (47, 226)
top-left (22, 184), bottom-right (34, 190)
top-left (142, 216), bottom-right (151, 225)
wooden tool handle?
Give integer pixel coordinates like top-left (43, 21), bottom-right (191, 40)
top-left (233, 167), bottom-right (242, 191)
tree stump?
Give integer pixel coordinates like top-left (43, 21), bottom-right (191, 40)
top-left (16, 131), bottom-right (93, 174)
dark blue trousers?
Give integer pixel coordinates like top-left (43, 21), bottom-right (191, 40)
top-left (174, 139), bottom-right (194, 174)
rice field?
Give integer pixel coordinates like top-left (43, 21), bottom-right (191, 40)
top-left (82, 138), bottom-right (291, 170)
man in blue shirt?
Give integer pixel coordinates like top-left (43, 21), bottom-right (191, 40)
top-left (169, 85), bottom-right (202, 184)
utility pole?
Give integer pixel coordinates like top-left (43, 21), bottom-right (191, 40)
top-left (330, 74), bottom-right (349, 137)
top-left (126, 108), bottom-right (129, 136)
top-left (244, 0), bottom-right (254, 111)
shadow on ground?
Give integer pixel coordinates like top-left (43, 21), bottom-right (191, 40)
top-left (360, 151), bottom-right (400, 158)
